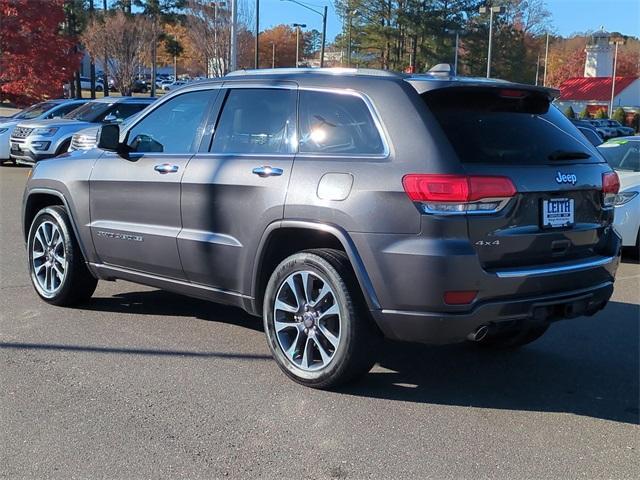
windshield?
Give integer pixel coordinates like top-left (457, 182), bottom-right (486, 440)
top-left (423, 88), bottom-right (601, 165)
top-left (14, 102), bottom-right (58, 120)
top-left (598, 141), bottom-right (640, 172)
top-left (64, 101), bottom-right (112, 122)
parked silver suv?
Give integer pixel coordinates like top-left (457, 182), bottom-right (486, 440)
top-left (10, 96), bottom-right (154, 165)
top-left (22, 69), bottom-right (621, 388)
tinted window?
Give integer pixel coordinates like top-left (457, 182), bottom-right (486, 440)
top-left (14, 102), bottom-right (58, 120)
top-left (127, 91), bottom-right (212, 153)
top-left (424, 89), bottom-right (603, 164)
top-left (211, 89), bottom-right (296, 154)
top-left (64, 102), bottom-right (111, 121)
top-left (298, 91), bottom-right (384, 155)
top-left (598, 141), bottom-right (640, 172)
top-left (47, 102), bottom-right (86, 119)
top-left (578, 127), bottom-right (602, 146)
top-left (101, 102), bottom-right (149, 122)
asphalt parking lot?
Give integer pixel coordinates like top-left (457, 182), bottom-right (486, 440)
top-left (1, 165), bottom-right (638, 479)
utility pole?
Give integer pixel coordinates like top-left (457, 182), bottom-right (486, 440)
top-left (293, 23), bottom-right (306, 67)
top-left (281, 0), bottom-right (327, 67)
top-left (535, 53), bottom-right (540, 86)
top-left (453, 31), bottom-right (459, 76)
top-left (272, 42), bottom-right (276, 68)
top-left (255, 0), bottom-right (260, 68)
top-left (230, 0), bottom-right (238, 71)
top-left (609, 38), bottom-right (624, 116)
top-left (479, 5), bottom-right (505, 78)
top-left (347, 10), bottom-right (354, 67)
top-left (543, 32), bottom-right (550, 86)
top-left (89, 0), bottom-right (96, 98)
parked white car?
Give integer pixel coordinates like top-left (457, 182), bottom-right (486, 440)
top-left (598, 137), bottom-right (640, 252)
top-left (163, 80), bottom-right (187, 91)
top-left (0, 99), bottom-right (87, 164)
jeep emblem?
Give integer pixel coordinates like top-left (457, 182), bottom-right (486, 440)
top-left (555, 172), bottom-right (577, 185)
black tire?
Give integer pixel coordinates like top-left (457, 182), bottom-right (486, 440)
top-left (55, 139), bottom-right (71, 156)
top-left (473, 323), bottom-right (549, 349)
top-left (263, 249), bottom-right (379, 389)
top-left (27, 206), bottom-right (97, 306)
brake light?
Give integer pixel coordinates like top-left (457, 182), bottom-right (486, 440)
top-left (499, 89), bottom-right (528, 98)
top-left (402, 174), bottom-right (516, 214)
top-left (602, 171), bottom-right (620, 207)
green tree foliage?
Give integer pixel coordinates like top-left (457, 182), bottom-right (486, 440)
top-left (579, 107), bottom-right (590, 119)
top-left (595, 109), bottom-right (608, 119)
top-left (563, 106), bottom-right (576, 119)
top-left (612, 107), bottom-right (626, 125)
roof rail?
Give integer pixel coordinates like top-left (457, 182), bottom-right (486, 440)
top-left (226, 67), bottom-right (403, 78)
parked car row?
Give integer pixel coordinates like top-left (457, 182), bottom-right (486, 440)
top-left (0, 97), bottom-right (155, 165)
top-left (576, 118), bottom-right (635, 140)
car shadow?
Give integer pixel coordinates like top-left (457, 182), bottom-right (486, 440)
top-left (341, 300), bottom-right (639, 425)
top-left (64, 291), bottom-right (640, 425)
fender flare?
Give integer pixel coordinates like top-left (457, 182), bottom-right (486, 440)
top-left (250, 220), bottom-right (381, 314)
top-left (23, 188), bottom-right (92, 267)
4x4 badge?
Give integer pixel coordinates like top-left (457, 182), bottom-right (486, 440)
top-left (556, 172), bottom-right (577, 185)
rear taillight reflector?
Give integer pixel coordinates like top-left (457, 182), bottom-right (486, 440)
top-left (402, 174), bottom-right (516, 203)
top-left (444, 290), bottom-right (478, 305)
top-left (602, 171), bottom-right (620, 194)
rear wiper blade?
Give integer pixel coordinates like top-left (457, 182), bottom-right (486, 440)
top-left (548, 150), bottom-right (591, 161)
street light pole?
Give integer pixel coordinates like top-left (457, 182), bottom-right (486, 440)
top-left (543, 32), bottom-right (550, 86)
top-left (535, 53), bottom-right (540, 86)
top-left (479, 5), bottom-right (505, 78)
top-left (293, 23), bottom-right (306, 67)
top-left (454, 31), bottom-right (459, 76)
top-left (230, 0), bottom-right (238, 71)
top-left (281, 0), bottom-right (327, 67)
top-left (255, 0), bottom-right (260, 68)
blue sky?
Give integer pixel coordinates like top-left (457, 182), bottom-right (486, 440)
top-left (259, 0), bottom-right (640, 41)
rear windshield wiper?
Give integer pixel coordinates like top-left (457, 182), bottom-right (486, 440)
top-left (548, 150), bottom-right (591, 161)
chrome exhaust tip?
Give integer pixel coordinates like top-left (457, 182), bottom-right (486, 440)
top-left (467, 325), bottom-right (489, 342)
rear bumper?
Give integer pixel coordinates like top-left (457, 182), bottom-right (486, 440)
top-left (372, 280), bottom-right (614, 344)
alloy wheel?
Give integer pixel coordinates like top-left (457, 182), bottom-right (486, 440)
top-left (31, 220), bottom-right (67, 296)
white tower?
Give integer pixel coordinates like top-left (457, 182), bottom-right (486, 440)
top-left (584, 28), bottom-right (613, 77)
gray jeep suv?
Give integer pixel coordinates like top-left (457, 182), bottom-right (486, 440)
top-left (22, 69), bottom-right (621, 388)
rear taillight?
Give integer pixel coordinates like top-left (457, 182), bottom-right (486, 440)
top-left (402, 174), bottom-right (516, 214)
top-left (602, 171), bottom-right (620, 207)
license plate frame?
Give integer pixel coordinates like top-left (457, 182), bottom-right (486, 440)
top-left (542, 198), bottom-right (575, 229)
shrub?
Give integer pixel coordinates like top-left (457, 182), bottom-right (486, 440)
top-left (563, 106), bottom-right (576, 118)
top-left (594, 109), bottom-right (608, 119)
top-left (612, 107), bottom-right (626, 125)
top-left (578, 107), bottom-right (591, 119)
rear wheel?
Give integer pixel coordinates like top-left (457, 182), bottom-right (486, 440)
top-left (263, 249), bottom-right (378, 389)
top-left (27, 206), bottom-right (97, 306)
top-left (473, 323), bottom-right (549, 349)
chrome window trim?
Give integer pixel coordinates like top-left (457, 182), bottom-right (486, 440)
top-left (493, 256), bottom-right (615, 278)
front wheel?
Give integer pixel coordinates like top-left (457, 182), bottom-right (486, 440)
top-left (27, 206), bottom-right (97, 306)
top-left (263, 249), bottom-right (378, 389)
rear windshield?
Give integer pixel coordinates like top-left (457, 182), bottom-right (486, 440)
top-left (423, 88), bottom-right (602, 164)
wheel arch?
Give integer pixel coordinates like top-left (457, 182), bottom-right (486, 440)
top-left (249, 220), bottom-right (380, 316)
top-left (23, 189), bottom-right (91, 264)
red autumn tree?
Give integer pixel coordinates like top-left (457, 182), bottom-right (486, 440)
top-left (0, 0), bottom-right (81, 106)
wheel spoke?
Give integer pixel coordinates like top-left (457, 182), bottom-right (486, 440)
top-left (312, 335), bottom-right (331, 365)
top-left (301, 336), bottom-right (314, 369)
top-left (32, 250), bottom-right (45, 260)
top-left (53, 265), bottom-right (64, 281)
top-left (45, 266), bottom-right (52, 291)
top-left (34, 262), bottom-right (46, 275)
top-left (285, 331), bottom-right (301, 360)
top-left (310, 283), bottom-right (331, 307)
top-left (299, 272), bottom-right (312, 304)
top-left (317, 324), bottom-right (340, 349)
top-left (285, 276), bottom-right (301, 310)
top-left (50, 227), bottom-right (60, 247)
top-left (35, 230), bottom-right (46, 249)
top-left (275, 299), bottom-right (297, 314)
top-left (318, 303), bottom-right (339, 322)
top-left (53, 253), bottom-right (65, 266)
top-left (275, 318), bottom-right (296, 333)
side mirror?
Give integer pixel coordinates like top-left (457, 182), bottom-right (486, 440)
top-left (103, 113), bottom-right (117, 122)
top-left (98, 123), bottom-right (121, 151)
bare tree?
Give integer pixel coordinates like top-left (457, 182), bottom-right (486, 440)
top-left (82, 11), bottom-right (152, 95)
top-left (184, 0), bottom-right (253, 77)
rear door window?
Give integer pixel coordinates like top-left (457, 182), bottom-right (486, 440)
top-left (298, 90), bottom-right (385, 155)
top-left (210, 88), bottom-right (296, 154)
top-left (423, 88), bottom-right (603, 164)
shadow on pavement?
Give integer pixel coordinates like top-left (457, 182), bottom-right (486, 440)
top-left (342, 300), bottom-right (639, 425)
top-left (6, 288), bottom-right (637, 425)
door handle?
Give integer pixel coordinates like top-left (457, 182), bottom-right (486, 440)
top-left (154, 163), bottom-right (179, 174)
top-left (252, 166), bottom-right (283, 177)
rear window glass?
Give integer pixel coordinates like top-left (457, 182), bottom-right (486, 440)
top-left (423, 89), bottom-right (603, 164)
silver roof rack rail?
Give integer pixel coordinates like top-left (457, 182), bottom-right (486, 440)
top-left (226, 67), bottom-right (403, 78)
